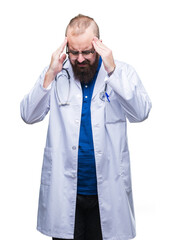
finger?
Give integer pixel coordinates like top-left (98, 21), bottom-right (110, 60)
top-left (92, 37), bottom-right (103, 51)
top-left (59, 53), bottom-right (67, 64)
top-left (92, 40), bottom-right (102, 55)
top-left (60, 37), bottom-right (68, 52)
top-left (93, 37), bottom-right (109, 51)
top-left (54, 37), bottom-right (67, 55)
top-left (94, 40), bottom-right (108, 52)
top-left (92, 41), bottom-right (105, 56)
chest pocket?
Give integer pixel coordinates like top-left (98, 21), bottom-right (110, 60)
top-left (105, 94), bottom-right (126, 124)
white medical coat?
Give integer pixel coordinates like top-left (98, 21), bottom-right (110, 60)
top-left (20, 59), bottom-right (152, 240)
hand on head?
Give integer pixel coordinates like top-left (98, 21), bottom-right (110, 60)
top-left (92, 37), bottom-right (116, 74)
top-left (48, 38), bottom-right (68, 77)
top-left (43, 38), bottom-right (68, 88)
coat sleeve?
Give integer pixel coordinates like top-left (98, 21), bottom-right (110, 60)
top-left (105, 63), bottom-right (152, 122)
top-left (20, 67), bottom-right (52, 124)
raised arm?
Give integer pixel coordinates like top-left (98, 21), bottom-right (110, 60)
top-left (20, 38), bottom-right (68, 124)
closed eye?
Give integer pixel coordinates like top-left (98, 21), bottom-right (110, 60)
top-left (82, 50), bottom-right (95, 55)
top-left (70, 50), bottom-right (79, 55)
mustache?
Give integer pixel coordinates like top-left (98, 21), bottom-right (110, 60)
top-left (75, 59), bottom-right (90, 65)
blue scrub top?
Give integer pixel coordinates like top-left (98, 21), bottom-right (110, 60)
top-left (77, 57), bottom-right (102, 195)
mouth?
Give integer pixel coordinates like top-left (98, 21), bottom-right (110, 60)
top-left (76, 60), bottom-right (89, 68)
top-left (77, 63), bottom-right (87, 67)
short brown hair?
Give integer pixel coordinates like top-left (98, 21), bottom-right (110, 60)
top-left (65, 14), bottom-right (100, 38)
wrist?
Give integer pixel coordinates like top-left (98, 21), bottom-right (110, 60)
top-left (43, 70), bottom-right (55, 89)
top-left (46, 68), bottom-right (57, 79)
top-left (108, 65), bottom-right (116, 77)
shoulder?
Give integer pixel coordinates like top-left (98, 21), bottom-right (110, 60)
top-left (115, 60), bottom-right (135, 72)
top-left (114, 60), bottom-right (138, 78)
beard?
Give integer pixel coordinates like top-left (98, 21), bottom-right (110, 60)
top-left (70, 53), bottom-right (99, 84)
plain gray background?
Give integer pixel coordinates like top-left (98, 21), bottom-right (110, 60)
top-left (0, 0), bottom-right (171, 239)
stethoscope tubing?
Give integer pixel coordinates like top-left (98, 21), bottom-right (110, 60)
top-left (55, 60), bottom-right (110, 105)
top-left (55, 66), bottom-right (71, 106)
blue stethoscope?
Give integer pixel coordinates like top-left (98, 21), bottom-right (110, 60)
top-left (55, 61), bottom-right (110, 106)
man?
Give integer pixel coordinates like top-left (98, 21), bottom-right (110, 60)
top-left (20, 14), bottom-right (152, 240)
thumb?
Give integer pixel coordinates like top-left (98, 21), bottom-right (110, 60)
top-left (59, 53), bottom-right (67, 64)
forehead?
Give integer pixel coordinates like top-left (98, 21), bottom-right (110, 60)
top-left (67, 26), bottom-right (95, 50)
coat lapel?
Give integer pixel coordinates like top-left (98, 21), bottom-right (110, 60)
top-left (64, 59), bottom-right (81, 89)
top-left (65, 58), bottom-right (107, 92)
top-left (92, 64), bottom-right (107, 100)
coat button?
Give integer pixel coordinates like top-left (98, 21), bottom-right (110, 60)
top-left (72, 146), bottom-right (76, 150)
top-left (72, 173), bottom-right (77, 178)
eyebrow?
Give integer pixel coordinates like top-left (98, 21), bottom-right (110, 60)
top-left (68, 44), bottom-right (93, 51)
top-left (70, 48), bottom-right (93, 52)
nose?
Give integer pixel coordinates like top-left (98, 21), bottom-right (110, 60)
top-left (77, 53), bottom-right (85, 63)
